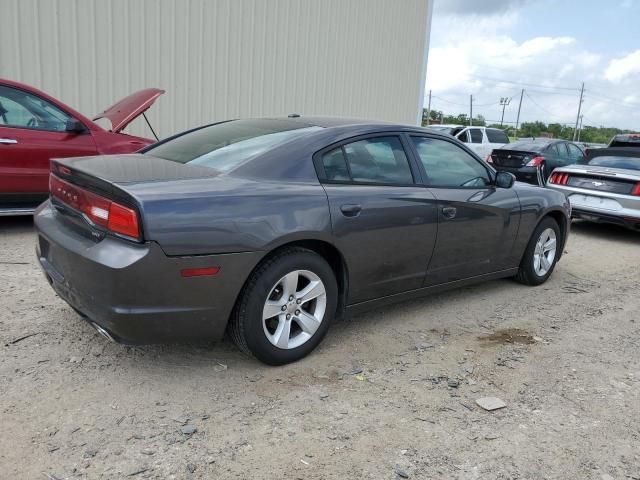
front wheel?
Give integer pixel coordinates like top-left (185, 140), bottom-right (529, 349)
top-left (515, 217), bottom-right (561, 286)
top-left (228, 248), bottom-right (337, 365)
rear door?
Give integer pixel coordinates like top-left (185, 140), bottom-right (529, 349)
top-left (315, 134), bottom-right (438, 303)
top-left (408, 135), bottom-right (521, 285)
top-left (0, 85), bottom-right (97, 201)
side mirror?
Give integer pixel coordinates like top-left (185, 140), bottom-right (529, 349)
top-left (65, 118), bottom-right (86, 134)
top-left (495, 171), bottom-right (516, 188)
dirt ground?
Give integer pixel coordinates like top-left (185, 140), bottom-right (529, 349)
top-left (1, 217), bottom-right (639, 480)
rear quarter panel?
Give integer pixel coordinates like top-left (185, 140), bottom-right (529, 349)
top-left (125, 175), bottom-right (332, 256)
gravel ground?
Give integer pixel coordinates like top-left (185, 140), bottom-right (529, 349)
top-left (1, 217), bottom-right (639, 480)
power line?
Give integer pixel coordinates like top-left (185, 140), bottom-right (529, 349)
top-left (469, 75), bottom-right (580, 91)
top-left (523, 91), bottom-right (576, 122)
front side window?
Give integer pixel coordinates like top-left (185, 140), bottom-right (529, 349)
top-left (469, 128), bottom-right (483, 144)
top-left (145, 119), bottom-right (322, 172)
top-left (320, 136), bottom-right (414, 185)
top-left (411, 136), bottom-right (491, 188)
top-left (0, 85), bottom-right (70, 131)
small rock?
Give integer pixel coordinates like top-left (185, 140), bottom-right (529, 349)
top-left (319, 393), bottom-right (329, 399)
top-left (214, 362), bottom-right (227, 372)
top-left (186, 463), bottom-right (197, 473)
top-left (484, 434), bottom-right (500, 440)
top-left (141, 448), bottom-right (155, 456)
top-left (348, 367), bottom-right (363, 375)
top-left (172, 416), bottom-right (189, 425)
top-left (395, 467), bottom-right (409, 478)
top-left (69, 356), bottom-right (83, 364)
top-left (476, 397), bottom-right (506, 411)
top-left (84, 448), bottom-right (98, 458)
top-left (181, 425), bottom-right (197, 435)
top-left (447, 379), bottom-right (460, 388)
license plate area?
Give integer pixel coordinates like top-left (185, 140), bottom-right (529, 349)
top-left (568, 194), bottom-right (621, 211)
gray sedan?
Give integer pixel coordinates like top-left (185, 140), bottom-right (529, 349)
top-left (547, 147), bottom-right (640, 231)
top-left (34, 117), bottom-right (570, 364)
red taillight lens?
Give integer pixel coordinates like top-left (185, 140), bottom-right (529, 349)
top-left (180, 266), bottom-right (221, 277)
top-left (549, 172), bottom-right (570, 185)
top-left (49, 174), bottom-right (141, 240)
top-left (525, 156), bottom-right (545, 167)
top-left (108, 202), bottom-right (140, 238)
top-left (632, 182), bottom-right (640, 196)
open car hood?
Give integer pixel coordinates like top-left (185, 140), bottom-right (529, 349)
top-left (93, 88), bottom-right (164, 133)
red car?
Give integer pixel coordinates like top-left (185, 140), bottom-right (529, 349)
top-left (0, 79), bottom-right (164, 215)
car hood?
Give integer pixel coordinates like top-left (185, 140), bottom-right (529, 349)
top-left (93, 88), bottom-right (164, 133)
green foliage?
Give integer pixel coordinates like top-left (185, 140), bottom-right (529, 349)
top-left (422, 109), bottom-right (633, 143)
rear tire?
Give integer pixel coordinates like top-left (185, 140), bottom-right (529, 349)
top-left (228, 247), bottom-right (337, 365)
top-left (515, 217), bottom-right (561, 286)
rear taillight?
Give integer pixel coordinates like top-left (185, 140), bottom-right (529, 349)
top-left (632, 182), bottom-right (640, 196)
top-left (49, 174), bottom-right (141, 240)
top-left (525, 156), bottom-right (545, 167)
top-left (549, 172), bottom-right (570, 185)
top-left (485, 154), bottom-right (493, 164)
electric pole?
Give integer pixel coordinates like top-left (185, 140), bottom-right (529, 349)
top-left (469, 95), bottom-right (473, 126)
top-left (425, 89), bottom-right (431, 126)
top-left (499, 97), bottom-right (512, 127)
top-left (514, 89), bottom-right (524, 138)
top-left (573, 82), bottom-right (584, 141)
top-left (577, 115), bottom-right (584, 141)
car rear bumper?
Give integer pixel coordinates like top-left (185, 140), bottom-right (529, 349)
top-left (547, 185), bottom-right (640, 231)
top-left (494, 166), bottom-right (540, 185)
top-left (34, 201), bottom-right (263, 344)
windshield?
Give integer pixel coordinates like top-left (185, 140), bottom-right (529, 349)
top-left (145, 119), bottom-right (322, 172)
top-left (584, 155), bottom-right (640, 171)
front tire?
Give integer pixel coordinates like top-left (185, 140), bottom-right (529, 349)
top-left (229, 247), bottom-right (338, 365)
top-left (515, 217), bottom-right (561, 286)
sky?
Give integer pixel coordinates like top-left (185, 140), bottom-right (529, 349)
top-left (425, 0), bottom-right (640, 129)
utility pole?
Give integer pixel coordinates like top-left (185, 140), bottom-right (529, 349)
top-left (514, 89), bottom-right (524, 137)
top-left (577, 115), bottom-right (584, 141)
top-left (499, 97), bottom-right (512, 127)
top-left (573, 82), bottom-right (585, 141)
top-left (425, 89), bottom-right (432, 126)
top-left (469, 95), bottom-right (473, 126)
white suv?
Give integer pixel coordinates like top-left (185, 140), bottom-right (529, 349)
top-left (427, 125), bottom-right (510, 159)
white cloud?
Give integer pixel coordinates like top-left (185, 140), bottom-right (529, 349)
top-left (425, 11), bottom-right (640, 129)
top-left (605, 50), bottom-right (640, 82)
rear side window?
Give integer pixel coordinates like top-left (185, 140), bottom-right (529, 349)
top-left (145, 119), bottom-right (322, 172)
top-left (486, 129), bottom-right (509, 144)
top-left (469, 128), bottom-right (483, 143)
top-left (320, 136), bottom-right (414, 185)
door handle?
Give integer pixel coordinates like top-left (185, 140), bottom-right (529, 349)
top-left (0, 138), bottom-right (18, 144)
top-left (441, 206), bottom-right (457, 219)
top-left (340, 204), bottom-right (362, 217)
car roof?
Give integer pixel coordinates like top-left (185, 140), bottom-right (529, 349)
top-left (264, 115), bottom-right (397, 129)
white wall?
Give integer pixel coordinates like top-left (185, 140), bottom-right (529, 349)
top-left (0, 0), bottom-right (432, 139)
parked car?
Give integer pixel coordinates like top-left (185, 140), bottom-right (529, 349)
top-left (427, 125), bottom-right (510, 158)
top-left (0, 78), bottom-right (164, 215)
top-left (608, 133), bottom-right (640, 148)
top-left (547, 147), bottom-right (640, 231)
top-left (34, 116), bottom-right (570, 365)
top-left (488, 138), bottom-right (585, 186)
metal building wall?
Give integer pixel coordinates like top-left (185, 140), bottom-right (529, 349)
top-left (0, 0), bottom-right (432, 139)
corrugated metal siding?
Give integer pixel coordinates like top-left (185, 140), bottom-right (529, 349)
top-left (0, 0), bottom-right (432, 139)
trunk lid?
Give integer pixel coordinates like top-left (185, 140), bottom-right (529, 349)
top-left (490, 149), bottom-right (537, 168)
top-left (93, 88), bottom-right (164, 133)
top-left (554, 165), bottom-right (640, 195)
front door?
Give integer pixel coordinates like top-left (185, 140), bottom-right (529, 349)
top-left (408, 135), bottom-right (521, 285)
top-left (316, 134), bottom-right (438, 303)
top-left (0, 85), bottom-right (97, 206)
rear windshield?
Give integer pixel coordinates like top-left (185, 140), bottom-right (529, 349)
top-left (486, 129), bottom-right (510, 144)
top-left (609, 135), bottom-right (640, 147)
top-left (503, 141), bottom-right (546, 152)
top-left (145, 119), bottom-right (322, 172)
top-left (584, 155), bottom-right (640, 171)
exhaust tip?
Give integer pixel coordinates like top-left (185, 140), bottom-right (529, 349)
top-left (91, 322), bottom-right (116, 343)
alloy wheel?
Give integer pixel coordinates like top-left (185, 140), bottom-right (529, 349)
top-left (262, 270), bottom-right (327, 350)
top-left (533, 227), bottom-right (557, 276)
